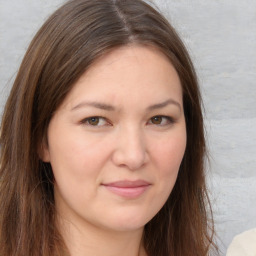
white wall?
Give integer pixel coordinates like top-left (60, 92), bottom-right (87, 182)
top-left (0, 0), bottom-right (255, 254)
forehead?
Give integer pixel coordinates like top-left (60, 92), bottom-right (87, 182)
top-left (60, 45), bottom-right (182, 110)
top-left (85, 45), bottom-right (176, 79)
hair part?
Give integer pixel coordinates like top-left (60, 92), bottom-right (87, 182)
top-left (0, 0), bottom-right (219, 255)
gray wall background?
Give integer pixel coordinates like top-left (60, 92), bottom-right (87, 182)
top-left (0, 0), bottom-right (255, 254)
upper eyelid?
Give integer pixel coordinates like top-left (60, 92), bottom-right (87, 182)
top-left (148, 115), bottom-right (175, 123)
top-left (150, 115), bottom-right (174, 120)
top-left (80, 116), bottom-right (109, 125)
top-left (81, 116), bottom-right (106, 121)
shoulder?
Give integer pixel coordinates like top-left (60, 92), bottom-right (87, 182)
top-left (226, 228), bottom-right (256, 256)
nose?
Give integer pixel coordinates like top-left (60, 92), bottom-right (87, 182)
top-left (112, 127), bottom-right (148, 171)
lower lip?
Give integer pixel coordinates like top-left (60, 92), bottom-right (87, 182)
top-left (102, 185), bottom-right (150, 199)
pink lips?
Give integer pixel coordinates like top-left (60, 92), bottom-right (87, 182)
top-left (102, 180), bottom-right (151, 199)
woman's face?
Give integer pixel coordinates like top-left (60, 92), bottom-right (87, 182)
top-left (42, 45), bottom-right (186, 232)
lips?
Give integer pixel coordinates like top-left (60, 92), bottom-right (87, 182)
top-left (101, 180), bottom-right (151, 198)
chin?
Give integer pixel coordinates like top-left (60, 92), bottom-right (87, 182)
top-left (100, 210), bottom-right (155, 232)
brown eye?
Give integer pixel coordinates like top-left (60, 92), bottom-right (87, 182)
top-left (87, 117), bottom-right (100, 126)
top-left (151, 116), bottom-right (163, 125)
top-left (81, 116), bottom-right (110, 127)
top-left (148, 115), bottom-right (174, 126)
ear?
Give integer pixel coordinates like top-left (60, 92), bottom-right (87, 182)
top-left (38, 137), bottom-right (51, 163)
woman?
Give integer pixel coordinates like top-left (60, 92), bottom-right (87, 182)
top-left (0, 0), bottom-right (219, 255)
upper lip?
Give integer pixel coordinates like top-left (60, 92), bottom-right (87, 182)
top-left (102, 180), bottom-right (151, 188)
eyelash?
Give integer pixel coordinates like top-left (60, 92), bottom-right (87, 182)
top-left (80, 115), bottom-right (175, 127)
top-left (80, 116), bottom-right (110, 127)
top-left (148, 115), bottom-right (175, 126)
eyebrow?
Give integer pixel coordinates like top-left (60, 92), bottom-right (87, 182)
top-left (71, 101), bottom-right (115, 111)
top-left (146, 99), bottom-right (181, 111)
top-left (71, 98), bottom-right (181, 112)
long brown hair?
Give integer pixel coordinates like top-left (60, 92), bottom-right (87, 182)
top-left (0, 0), bottom-right (218, 255)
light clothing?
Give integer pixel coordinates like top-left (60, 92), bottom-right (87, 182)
top-left (226, 228), bottom-right (256, 256)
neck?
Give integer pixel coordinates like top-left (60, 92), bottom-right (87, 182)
top-left (57, 216), bottom-right (147, 256)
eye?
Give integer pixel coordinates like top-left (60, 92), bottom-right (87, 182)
top-left (148, 115), bottom-right (174, 126)
top-left (81, 116), bottom-right (110, 126)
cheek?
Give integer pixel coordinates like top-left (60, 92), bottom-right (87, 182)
top-left (48, 128), bottom-right (112, 179)
top-left (154, 131), bottom-right (186, 172)
top-left (142, 131), bottom-right (186, 221)
top-left (151, 130), bottom-right (186, 193)
top-left (48, 133), bottom-right (114, 208)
